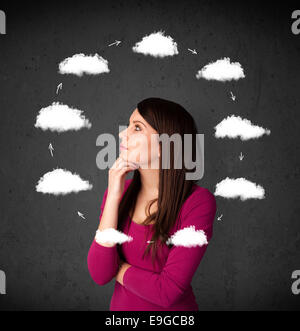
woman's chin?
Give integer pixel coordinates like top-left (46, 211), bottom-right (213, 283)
top-left (120, 151), bottom-right (138, 164)
top-left (119, 149), bottom-right (128, 157)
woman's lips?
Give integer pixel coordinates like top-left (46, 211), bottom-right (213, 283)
top-left (120, 145), bottom-right (128, 150)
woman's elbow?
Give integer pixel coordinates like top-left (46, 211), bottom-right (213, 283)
top-left (160, 287), bottom-right (186, 308)
top-left (87, 262), bottom-right (115, 286)
top-left (88, 272), bottom-right (113, 286)
top-left (86, 242), bottom-right (119, 286)
top-left (87, 258), bottom-right (119, 286)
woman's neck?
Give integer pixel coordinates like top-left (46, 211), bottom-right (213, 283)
top-left (138, 168), bottom-right (159, 197)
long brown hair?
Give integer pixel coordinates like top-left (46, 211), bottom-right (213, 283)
top-left (117, 97), bottom-right (200, 268)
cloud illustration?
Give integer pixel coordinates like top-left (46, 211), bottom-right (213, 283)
top-left (214, 177), bottom-right (265, 201)
top-left (34, 102), bottom-right (91, 132)
top-left (36, 168), bottom-right (93, 195)
top-left (166, 225), bottom-right (208, 247)
top-left (95, 229), bottom-right (133, 245)
top-left (58, 53), bottom-right (110, 76)
top-left (132, 30), bottom-right (179, 58)
top-left (214, 115), bottom-right (271, 140)
top-left (196, 57), bottom-right (245, 81)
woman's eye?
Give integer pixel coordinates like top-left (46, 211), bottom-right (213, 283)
top-left (126, 122), bottom-right (141, 131)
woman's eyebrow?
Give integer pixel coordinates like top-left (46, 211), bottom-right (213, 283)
top-left (133, 120), bottom-right (146, 128)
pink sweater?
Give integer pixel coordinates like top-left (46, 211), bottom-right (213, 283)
top-left (87, 179), bottom-right (217, 311)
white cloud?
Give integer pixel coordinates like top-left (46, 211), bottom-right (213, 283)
top-left (166, 225), bottom-right (208, 247)
top-left (214, 115), bottom-right (271, 140)
top-left (95, 229), bottom-right (133, 245)
top-left (58, 53), bottom-right (110, 76)
top-left (214, 177), bottom-right (265, 201)
top-left (196, 57), bottom-right (245, 81)
top-left (34, 102), bottom-right (91, 132)
top-left (36, 168), bottom-right (93, 195)
top-left (132, 30), bottom-right (179, 58)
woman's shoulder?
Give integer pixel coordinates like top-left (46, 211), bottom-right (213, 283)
top-left (123, 179), bottom-right (216, 217)
top-left (176, 184), bottom-right (217, 228)
top-left (124, 180), bottom-right (215, 211)
top-left (187, 184), bottom-right (216, 206)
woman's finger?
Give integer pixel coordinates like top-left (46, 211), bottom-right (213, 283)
top-left (111, 156), bottom-right (124, 169)
top-left (118, 165), bottom-right (138, 174)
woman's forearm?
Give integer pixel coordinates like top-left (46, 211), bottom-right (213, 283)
top-left (96, 195), bottom-right (120, 247)
top-left (96, 156), bottom-right (138, 247)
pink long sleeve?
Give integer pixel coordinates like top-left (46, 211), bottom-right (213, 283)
top-left (87, 188), bottom-right (120, 286)
top-left (122, 189), bottom-right (217, 308)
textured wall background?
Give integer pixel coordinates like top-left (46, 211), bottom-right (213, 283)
top-left (0, 0), bottom-right (299, 310)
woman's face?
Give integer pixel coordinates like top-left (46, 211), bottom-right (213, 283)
top-left (119, 108), bottom-right (160, 169)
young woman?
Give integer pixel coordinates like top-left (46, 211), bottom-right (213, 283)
top-left (87, 97), bottom-right (217, 311)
